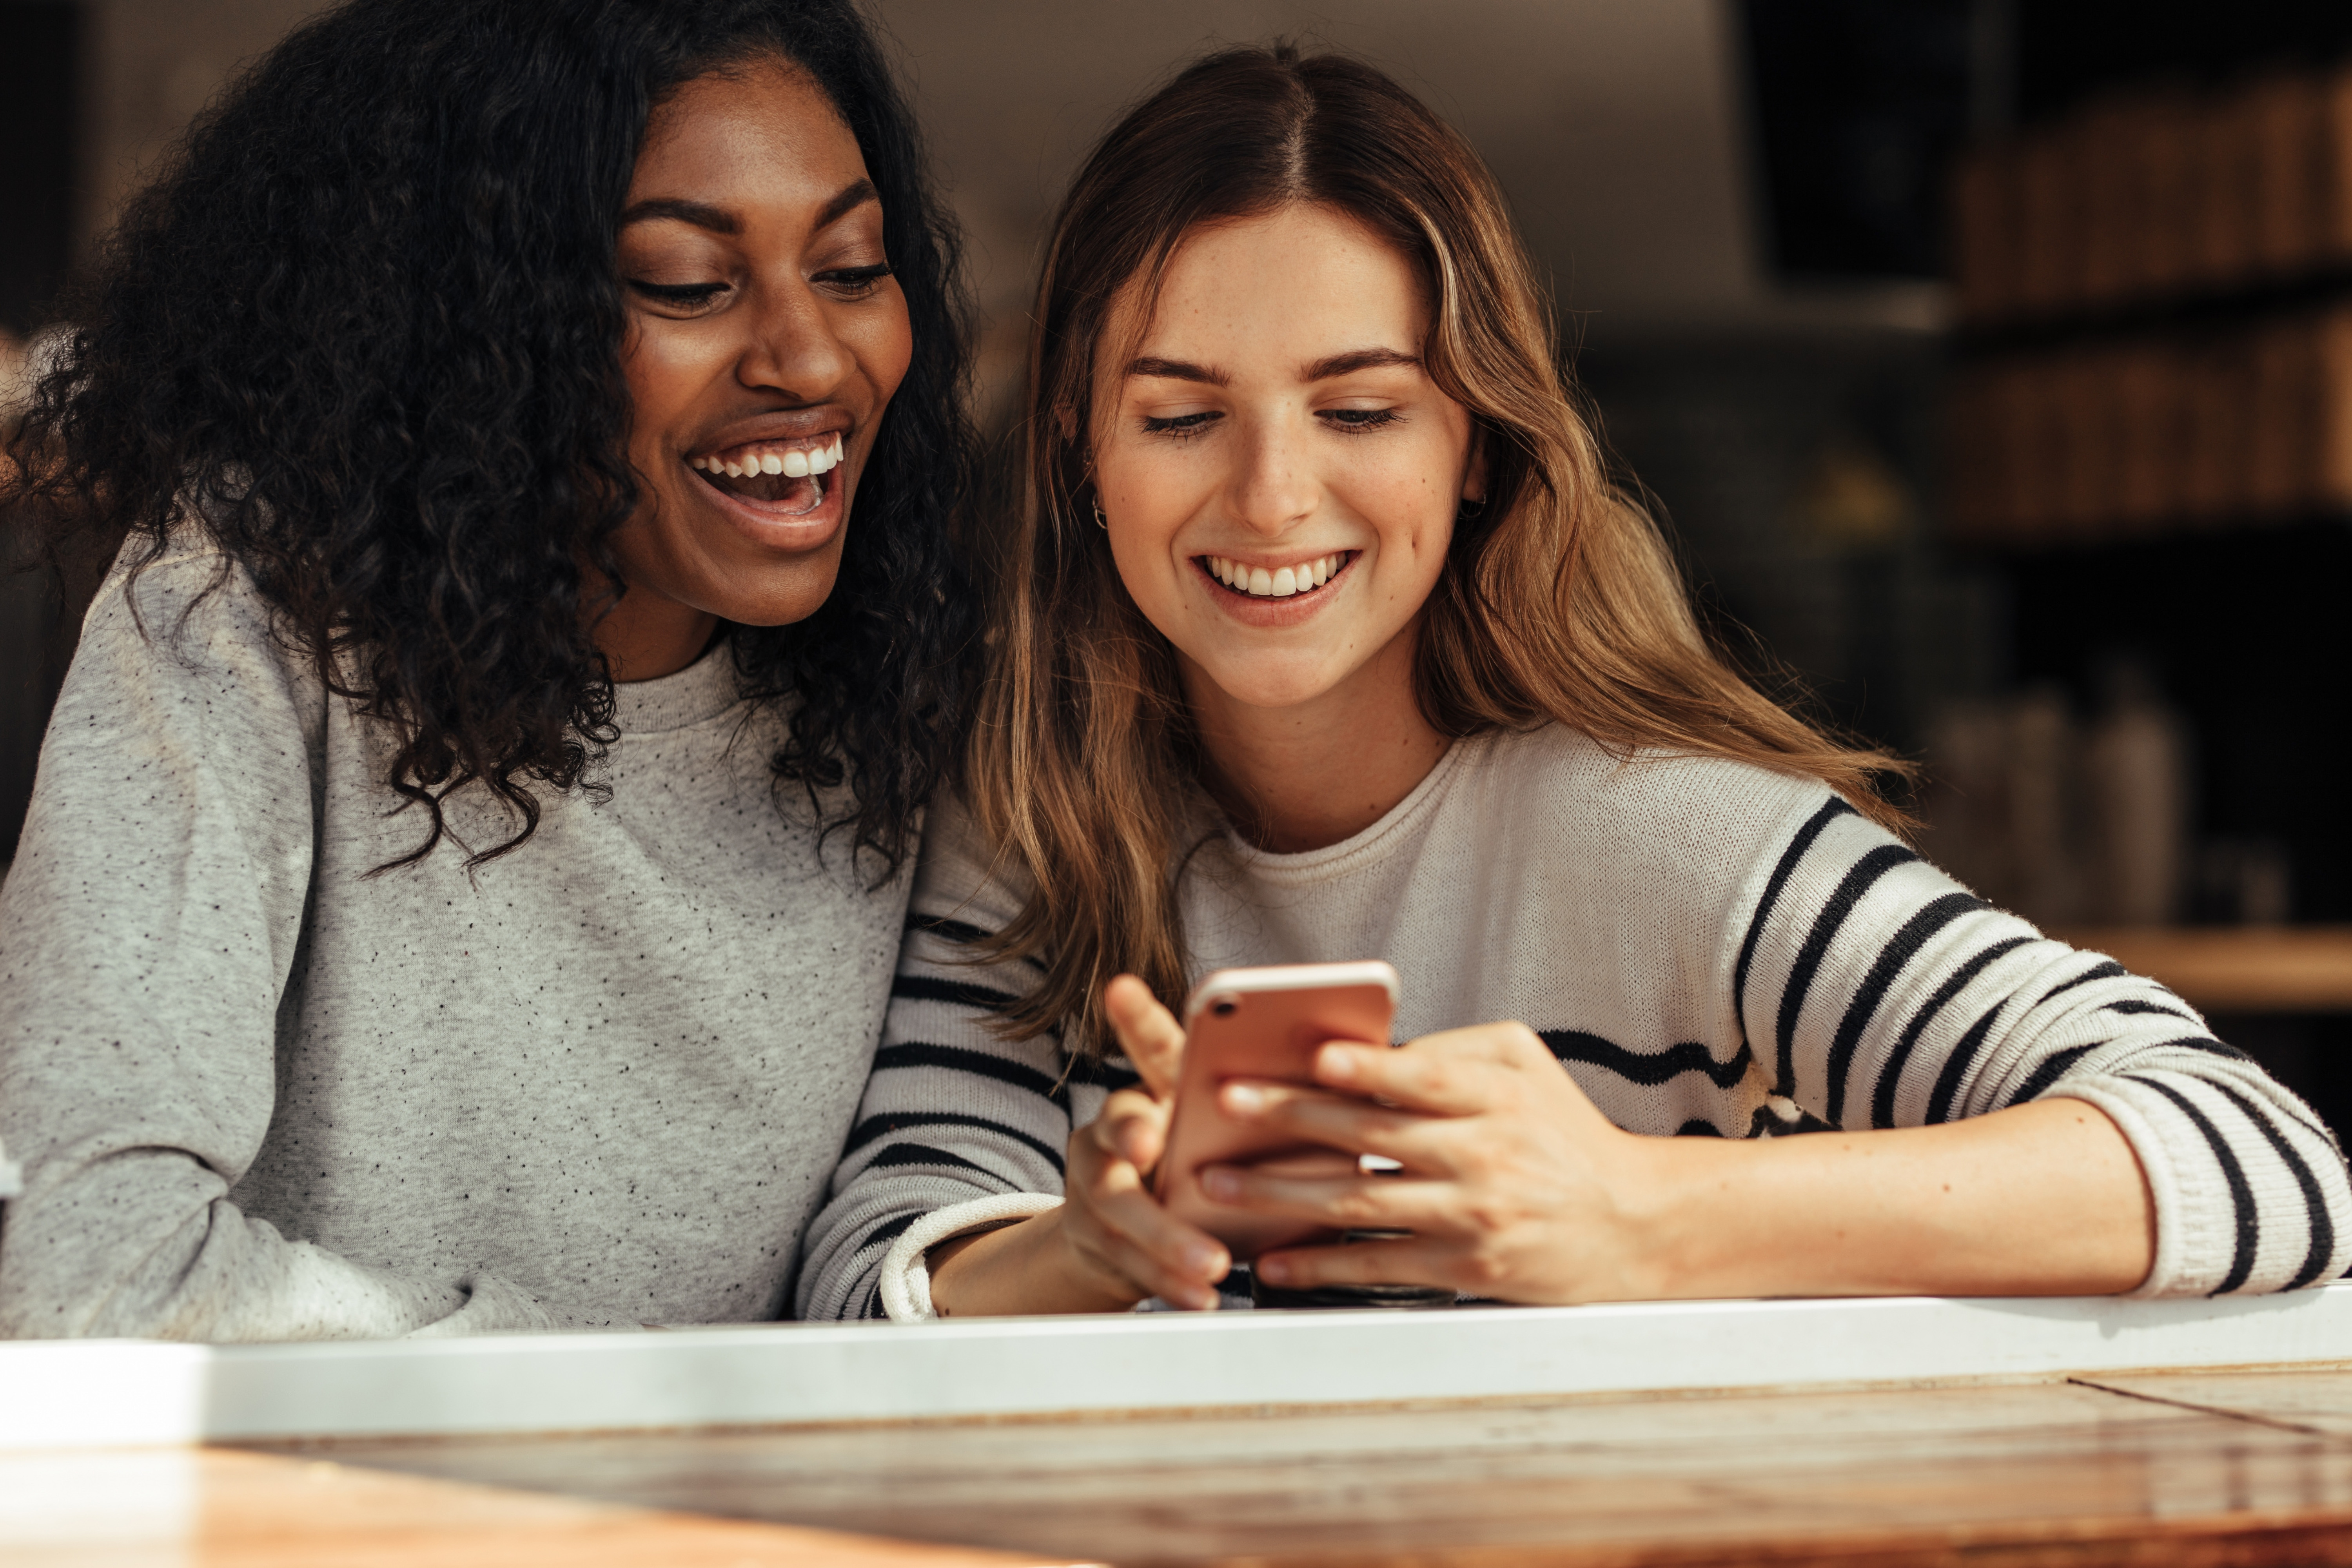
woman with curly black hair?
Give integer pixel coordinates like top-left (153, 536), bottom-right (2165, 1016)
top-left (0, 0), bottom-right (976, 1338)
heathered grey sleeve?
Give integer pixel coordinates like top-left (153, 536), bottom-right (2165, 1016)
top-left (0, 550), bottom-right (562, 1340)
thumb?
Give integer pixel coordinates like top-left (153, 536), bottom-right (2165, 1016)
top-left (1103, 974), bottom-right (1184, 1099)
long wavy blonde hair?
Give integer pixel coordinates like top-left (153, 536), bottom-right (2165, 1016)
top-left (966, 45), bottom-right (1909, 1051)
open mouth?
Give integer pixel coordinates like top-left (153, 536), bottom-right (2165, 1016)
top-left (688, 434), bottom-right (845, 518)
top-left (1199, 551), bottom-right (1354, 600)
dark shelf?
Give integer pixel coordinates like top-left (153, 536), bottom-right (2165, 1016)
top-left (1948, 513), bottom-right (2352, 556)
top-left (1957, 267), bottom-right (2352, 357)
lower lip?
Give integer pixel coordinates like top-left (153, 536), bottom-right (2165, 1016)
top-left (687, 461), bottom-right (844, 554)
top-left (1196, 554), bottom-right (1356, 626)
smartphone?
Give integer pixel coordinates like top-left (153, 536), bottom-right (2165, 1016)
top-left (1152, 960), bottom-right (1400, 1258)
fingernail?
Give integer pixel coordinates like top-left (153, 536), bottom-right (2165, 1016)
top-left (1185, 1243), bottom-right (1226, 1275)
top-left (1224, 1083), bottom-right (1266, 1113)
top-left (1319, 1049), bottom-right (1356, 1082)
top-left (1256, 1255), bottom-right (1292, 1284)
top-left (1202, 1167), bottom-right (1238, 1200)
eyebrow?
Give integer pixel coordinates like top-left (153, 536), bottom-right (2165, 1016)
top-left (619, 197), bottom-right (740, 235)
top-left (1124, 346), bottom-right (1422, 387)
top-left (616, 178), bottom-right (879, 237)
top-left (1127, 356), bottom-right (1227, 387)
top-left (1302, 347), bottom-right (1420, 380)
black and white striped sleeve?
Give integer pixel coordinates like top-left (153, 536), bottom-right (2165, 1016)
top-left (1732, 794), bottom-right (2351, 1297)
top-left (793, 796), bottom-right (1106, 1321)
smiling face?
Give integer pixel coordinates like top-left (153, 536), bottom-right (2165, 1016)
top-left (1091, 205), bottom-right (1481, 722)
top-left (603, 57), bottom-right (913, 678)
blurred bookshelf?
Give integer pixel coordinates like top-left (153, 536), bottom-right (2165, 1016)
top-left (1728, 2), bottom-right (2352, 1138)
top-left (1911, 4), bottom-right (2352, 1140)
top-left (1947, 60), bottom-right (2352, 546)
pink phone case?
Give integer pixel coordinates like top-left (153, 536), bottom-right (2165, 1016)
top-left (1154, 961), bottom-right (1399, 1259)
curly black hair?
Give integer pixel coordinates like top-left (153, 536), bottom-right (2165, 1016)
top-left (3, 0), bottom-right (975, 873)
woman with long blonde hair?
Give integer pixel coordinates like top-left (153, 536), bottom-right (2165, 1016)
top-left (795, 46), bottom-right (2345, 1321)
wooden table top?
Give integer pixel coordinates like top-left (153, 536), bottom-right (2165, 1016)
top-left (18, 1366), bottom-right (2352, 1567)
top-left (2052, 924), bottom-right (2352, 1011)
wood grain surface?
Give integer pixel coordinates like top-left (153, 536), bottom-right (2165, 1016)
top-left (2084, 1363), bottom-right (2352, 1437)
top-left (0, 1444), bottom-right (1073, 1568)
top-left (2051, 925), bottom-right (2352, 1011)
top-left (242, 1374), bottom-right (2352, 1566)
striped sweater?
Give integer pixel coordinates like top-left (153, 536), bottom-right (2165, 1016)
top-left (795, 726), bottom-right (2350, 1320)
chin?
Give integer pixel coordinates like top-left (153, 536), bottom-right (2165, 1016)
top-left (706, 564), bottom-right (843, 630)
top-left (1206, 661), bottom-right (1347, 712)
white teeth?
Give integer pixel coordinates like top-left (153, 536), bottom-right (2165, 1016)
top-left (696, 441), bottom-right (846, 481)
top-left (1210, 552), bottom-right (1350, 596)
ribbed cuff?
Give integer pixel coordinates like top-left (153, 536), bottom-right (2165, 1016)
top-left (879, 1193), bottom-right (1064, 1321)
top-left (2043, 1082), bottom-right (2187, 1298)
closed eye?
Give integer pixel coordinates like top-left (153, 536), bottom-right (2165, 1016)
top-left (817, 262), bottom-right (895, 299)
top-left (1141, 410), bottom-right (1223, 439)
top-left (1321, 408), bottom-right (1402, 432)
top-left (628, 279), bottom-right (728, 309)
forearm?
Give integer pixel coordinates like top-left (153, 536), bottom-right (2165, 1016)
top-left (927, 1210), bottom-right (1140, 1317)
top-left (1637, 1098), bottom-right (2155, 1299)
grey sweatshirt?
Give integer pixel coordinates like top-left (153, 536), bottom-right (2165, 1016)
top-left (0, 545), bottom-right (911, 1340)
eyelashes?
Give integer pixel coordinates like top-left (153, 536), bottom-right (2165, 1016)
top-left (1140, 411), bottom-right (1220, 439)
top-left (818, 262), bottom-right (894, 298)
top-left (1137, 408), bottom-right (1406, 441)
top-left (622, 261), bottom-right (895, 312)
top-left (629, 280), bottom-right (727, 307)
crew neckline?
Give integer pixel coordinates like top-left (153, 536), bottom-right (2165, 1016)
top-left (1218, 734), bottom-right (1480, 881)
top-left (610, 637), bottom-right (746, 734)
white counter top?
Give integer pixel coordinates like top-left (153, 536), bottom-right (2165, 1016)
top-left (6, 1284), bottom-right (2350, 1450)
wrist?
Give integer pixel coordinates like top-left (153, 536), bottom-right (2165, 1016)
top-left (930, 1205), bottom-right (1141, 1317)
top-left (1617, 1131), bottom-right (1735, 1300)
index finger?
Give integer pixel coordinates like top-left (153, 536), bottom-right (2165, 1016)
top-left (1312, 1035), bottom-right (1506, 1117)
top-left (1103, 974), bottom-right (1185, 1099)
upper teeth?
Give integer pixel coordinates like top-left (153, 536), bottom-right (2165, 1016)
top-left (688, 434), bottom-right (845, 479)
top-left (1206, 554), bottom-right (1345, 597)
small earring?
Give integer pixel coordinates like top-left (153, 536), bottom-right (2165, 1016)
top-left (1091, 496), bottom-right (1109, 530)
top-left (1459, 497), bottom-right (1487, 520)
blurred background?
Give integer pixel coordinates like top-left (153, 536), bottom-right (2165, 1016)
top-left (5, 0), bottom-right (2351, 1128)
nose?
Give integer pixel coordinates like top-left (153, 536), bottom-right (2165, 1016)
top-left (736, 274), bottom-right (855, 404)
top-left (1227, 407), bottom-right (1320, 539)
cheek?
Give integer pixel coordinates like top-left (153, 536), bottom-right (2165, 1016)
top-left (1346, 454), bottom-right (1456, 555)
top-left (849, 292), bottom-right (915, 405)
top-left (621, 323), bottom-right (715, 449)
top-left (1099, 450), bottom-right (1204, 585)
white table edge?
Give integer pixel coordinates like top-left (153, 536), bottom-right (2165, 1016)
top-left (5, 1284), bottom-right (2350, 1450)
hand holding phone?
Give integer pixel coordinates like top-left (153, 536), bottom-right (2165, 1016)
top-left (1152, 961), bottom-right (1400, 1257)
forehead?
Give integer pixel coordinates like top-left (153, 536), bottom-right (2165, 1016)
top-left (630, 58), bottom-right (866, 199)
top-left (1126, 205), bottom-right (1429, 364)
